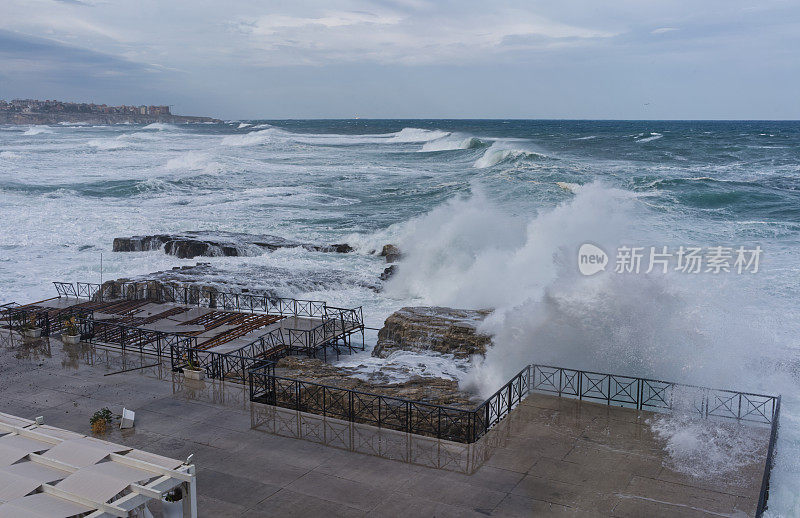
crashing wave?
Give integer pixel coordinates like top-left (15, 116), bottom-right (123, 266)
top-left (381, 183), bottom-right (775, 400)
top-left (420, 136), bottom-right (484, 152)
top-left (473, 142), bottom-right (545, 168)
top-left (23, 126), bottom-right (53, 136)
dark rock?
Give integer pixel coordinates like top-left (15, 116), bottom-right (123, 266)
top-left (379, 244), bottom-right (402, 263)
top-left (380, 265), bottom-right (397, 281)
top-left (112, 231), bottom-right (354, 259)
top-left (324, 243), bottom-right (354, 253)
top-left (374, 307), bottom-right (493, 359)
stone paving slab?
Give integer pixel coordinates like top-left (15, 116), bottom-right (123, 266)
top-left (0, 332), bottom-right (770, 517)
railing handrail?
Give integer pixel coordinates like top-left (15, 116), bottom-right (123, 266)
top-left (247, 364), bottom-right (474, 414)
top-left (531, 363), bottom-right (779, 402)
top-left (473, 365), bottom-right (530, 414)
top-left (60, 280), bottom-right (329, 318)
top-left (756, 395), bottom-right (782, 517)
top-left (528, 363), bottom-right (780, 423)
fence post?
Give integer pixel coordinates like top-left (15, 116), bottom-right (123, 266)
top-left (349, 391), bottom-right (354, 420)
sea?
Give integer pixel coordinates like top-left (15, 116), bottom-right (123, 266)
top-left (1, 119), bottom-right (799, 514)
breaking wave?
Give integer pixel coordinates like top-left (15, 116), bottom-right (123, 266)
top-left (474, 142), bottom-right (546, 168)
top-left (142, 123), bottom-right (178, 131)
top-left (420, 135), bottom-right (484, 152)
top-left (221, 126), bottom-right (450, 147)
top-left (23, 126), bottom-right (53, 136)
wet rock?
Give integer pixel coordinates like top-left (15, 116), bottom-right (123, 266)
top-left (380, 244), bottom-right (402, 263)
top-left (379, 265), bottom-right (397, 281)
top-left (324, 243), bottom-right (354, 254)
top-left (275, 356), bottom-right (477, 408)
top-left (374, 307), bottom-right (493, 359)
top-left (100, 259), bottom-right (380, 299)
top-left (112, 231), bottom-right (354, 259)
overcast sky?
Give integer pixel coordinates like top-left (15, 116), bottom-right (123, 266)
top-left (1, 0), bottom-right (798, 119)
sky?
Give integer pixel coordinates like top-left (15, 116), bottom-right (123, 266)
top-left (0, 0), bottom-right (799, 119)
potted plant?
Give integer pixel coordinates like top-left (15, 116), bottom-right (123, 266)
top-left (161, 488), bottom-right (183, 518)
top-left (21, 315), bottom-right (41, 339)
top-left (183, 357), bottom-right (204, 381)
top-left (61, 316), bottom-right (80, 345)
top-left (89, 407), bottom-right (116, 435)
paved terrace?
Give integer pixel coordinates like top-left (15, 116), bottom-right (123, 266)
top-left (0, 332), bottom-right (770, 517)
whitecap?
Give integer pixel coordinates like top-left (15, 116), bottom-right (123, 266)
top-left (556, 182), bottom-right (581, 193)
top-left (23, 126), bottom-right (53, 136)
top-left (86, 138), bottom-right (129, 150)
top-left (142, 123), bottom-right (178, 131)
top-left (165, 152), bottom-right (218, 172)
top-left (636, 132), bottom-right (663, 143)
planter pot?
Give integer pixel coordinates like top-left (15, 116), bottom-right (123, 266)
top-left (183, 369), bottom-right (205, 381)
top-left (161, 498), bottom-right (183, 518)
top-left (61, 333), bottom-right (80, 345)
top-left (23, 328), bottom-right (41, 339)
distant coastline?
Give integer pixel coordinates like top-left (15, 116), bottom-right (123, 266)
top-left (0, 113), bottom-right (221, 125)
top-left (0, 98), bottom-right (221, 125)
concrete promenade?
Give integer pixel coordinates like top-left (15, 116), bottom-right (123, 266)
top-left (0, 332), bottom-right (769, 517)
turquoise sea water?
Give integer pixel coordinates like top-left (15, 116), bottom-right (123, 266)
top-left (1, 120), bottom-right (799, 514)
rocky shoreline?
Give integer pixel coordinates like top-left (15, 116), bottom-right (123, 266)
top-left (374, 306), bottom-right (492, 359)
top-left (275, 356), bottom-right (479, 408)
top-left (113, 232), bottom-right (353, 259)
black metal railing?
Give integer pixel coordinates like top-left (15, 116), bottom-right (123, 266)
top-left (56, 281), bottom-right (365, 355)
top-left (181, 347), bottom-right (275, 383)
top-left (248, 364), bottom-right (476, 442)
top-left (529, 364), bottom-right (779, 424)
top-left (473, 365), bottom-right (530, 441)
top-left (756, 396), bottom-right (782, 517)
top-left (81, 318), bottom-right (196, 358)
top-left (170, 326), bottom-right (285, 382)
top-left (76, 282), bottom-right (101, 300)
top-left (247, 362), bottom-right (781, 445)
top-left (2, 305), bottom-right (94, 337)
top-left (78, 280), bottom-right (329, 318)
